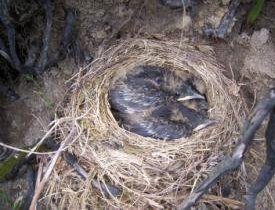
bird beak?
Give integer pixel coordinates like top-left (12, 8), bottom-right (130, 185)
top-left (177, 93), bottom-right (205, 101)
top-left (193, 120), bottom-right (217, 132)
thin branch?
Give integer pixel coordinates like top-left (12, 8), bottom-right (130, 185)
top-left (23, 38), bottom-right (39, 73)
top-left (0, 37), bottom-right (12, 64)
top-left (217, 0), bottom-right (241, 38)
top-left (29, 127), bottom-right (77, 210)
top-left (64, 152), bottom-right (121, 197)
top-left (202, 0), bottom-right (241, 38)
top-left (244, 108), bottom-right (275, 210)
top-left (21, 166), bottom-right (36, 210)
top-left (46, 7), bottom-right (75, 69)
top-left (35, 0), bottom-right (53, 74)
top-left (0, 0), bottom-right (22, 71)
top-left (0, 142), bottom-right (57, 155)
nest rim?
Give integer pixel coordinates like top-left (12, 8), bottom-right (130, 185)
top-left (45, 38), bottom-right (246, 209)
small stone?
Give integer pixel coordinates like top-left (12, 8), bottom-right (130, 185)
top-left (95, 9), bottom-right (105, 18)
top-left (250, 28), bottom-right (270, 49)
top-left (117, 4), bottom-right (132, 18)
top-left (95, 29), bottom-right (108, 39)
top-left (83, 50), bottom-right (94, 65)
top-left (50, 68), bottom-right (59, 77)
top-left (221, 0), bottom-right (231, 6)
top-left (235, 32), bottom-right (250, 45)
top-left (174, 15), bottom-right (192, 30)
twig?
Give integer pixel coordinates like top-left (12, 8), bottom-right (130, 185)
top-left (64, 152), bottom-right (121, 197)
top-left (24, 37), bottom-right (39, 72)
top-left (0, 37), bottom-right (12, 64)
top-left (203, 0), bottom-right (241, 38)
top-left (46, 7), bottom-right (76, 69)
top-left (29, 127), bottom-right (76, 210)
top-left (21, 166), bottom-right (35, 210)
top-left (28, 122), bottom-right (59, 157)
top-left (0, 0), bottom-right (22, 72)
top-left (0, 142), bottom-right (57, 155)
top-left (35, 0), bottom-right (53, 74)
top-left (244, 108), bottom-right (275, 210)
top-left (217, 0), bottom-right (241, 38)
top-left (35, 162), bottom-right (43, 190)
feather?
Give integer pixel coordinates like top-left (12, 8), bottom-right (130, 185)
top-left (109, 65), bottom-right (213, 140)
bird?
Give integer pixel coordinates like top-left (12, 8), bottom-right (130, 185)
top-left (109, 65), bottom-right (213, 140)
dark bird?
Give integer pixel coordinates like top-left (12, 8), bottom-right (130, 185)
top-left (109, 65), bottom-right (214, 140)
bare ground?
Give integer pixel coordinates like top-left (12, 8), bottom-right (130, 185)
top-left (1, 0), bottom-right (275, 209)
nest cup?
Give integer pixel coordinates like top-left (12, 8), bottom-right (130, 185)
top-left (45, 39), bottom-right (245, 209)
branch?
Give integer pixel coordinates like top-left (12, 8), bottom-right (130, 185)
top-left (203, 0), bottom-right (241, 38)
top-left (244, 107), bottom-right (275, 210)
top-left (0, 0), bottom-right (22, 72)
top-left (0, 37), bottom-right (12, 64)
top-left (35, 0), bottom-right (53, 74)
top-left (46, 7), bottom-right (76, 69)
top-left (29, 127), bottom-right (76, 210)
top-left (64, 152), bottom-right (121, 198)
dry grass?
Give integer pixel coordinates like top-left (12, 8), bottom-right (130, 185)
top-left (42, 39), bottom-right (247, 209)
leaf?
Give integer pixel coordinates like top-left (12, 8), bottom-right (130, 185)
top-left (246, 0), bottom-right (265, 24)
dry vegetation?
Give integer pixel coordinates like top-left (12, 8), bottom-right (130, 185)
top-left (42, 39), bottom-right (247, 209)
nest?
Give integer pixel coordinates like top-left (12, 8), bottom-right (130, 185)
top-left (44, 39), bottom-right (246, 209)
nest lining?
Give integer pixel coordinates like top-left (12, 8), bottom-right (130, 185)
top-left (45, 39), bottom-right (245, 209)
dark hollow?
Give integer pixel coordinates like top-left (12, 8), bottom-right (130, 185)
top-left (109, 65), bottom-right (211, 140)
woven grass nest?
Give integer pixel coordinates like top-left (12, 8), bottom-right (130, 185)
top-left (45, 39), bottom-right (246, 209)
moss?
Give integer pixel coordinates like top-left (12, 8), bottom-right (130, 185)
top-left (0, 152), bottom-right (25, 182)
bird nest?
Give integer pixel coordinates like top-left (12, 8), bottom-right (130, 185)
top-left (44, 39), bottom-right (245, 209)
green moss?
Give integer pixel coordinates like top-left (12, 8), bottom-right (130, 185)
top-left (0, 152), bottom-right (25, 182)
top-left (0, 144), bottom-right (52, 182)
top-left (23, 74), bottom-right (54, 112)
top-left (0, 190), bottom-right (22, 210)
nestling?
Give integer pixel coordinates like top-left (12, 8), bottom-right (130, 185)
top-left (109, 65), bottom-right (214, 140)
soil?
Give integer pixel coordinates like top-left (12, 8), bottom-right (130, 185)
top-left (1, 0), bottom-right (275, 209)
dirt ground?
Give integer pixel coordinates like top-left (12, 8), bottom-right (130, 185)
top-left (1, 0), bottom-right (275, 209)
